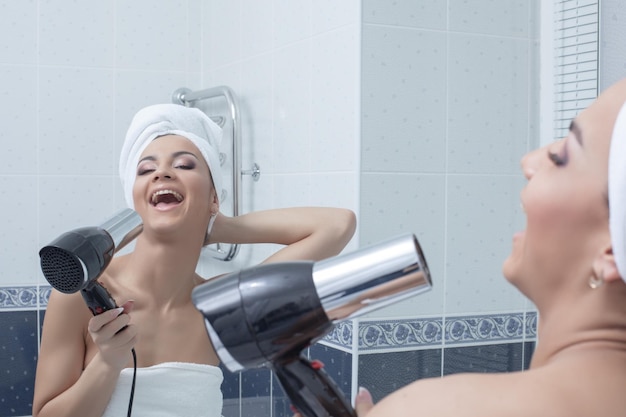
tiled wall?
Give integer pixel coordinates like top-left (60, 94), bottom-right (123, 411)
top-left (1, 0), bottom-right (360, 416)
top-left (356, 0), bottom-right (541, 409)
top-left (600, 0), bottom-right (626, 90)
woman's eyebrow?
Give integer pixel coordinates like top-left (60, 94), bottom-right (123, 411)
top-left (172, 151), bottom-right (199, 160)
top-left (569, 120), bottom-right (583, 146)
top-left (137, 155), bottom-right (156, 165)
top-left (137, 151), bottom-right (199, 166)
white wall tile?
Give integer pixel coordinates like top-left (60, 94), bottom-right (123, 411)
top-left (0, 0), bottom-right (37, 64)
top-left (272, 41), bottom-right (312, 174)
top-left (0, 176), bottom-right (38, 286)
top-left (273, 0), bottom-right (311, 48)
top-left (116, 0), bottom-right (191, 71)
top-left (449, 0), bottom-right (530, 37)
top-left (38, 67), bottom-right (115, 176)
top-left (360, 172), bottom-right (446, 317)
top-left (0, 65), bottom-right (37, 175)
top-left (38, 176), bottom-right (117, 248)
top-left (361, 26), bottom-right (447, 173)
top-left (447, 33), bottom-right (529, 174)
top-left (187, 0), bottom-right (203, 72)
top-left (240, 0), bottom-right (274, 57)
top-left (39, 0), bottom-right (115, 67)
top-left (311, 25), bottom-right (360, 172)
top-left (239, 53), bottom-right (274, 180)
top-left (362, 0), bottom-right (446, 30)
top-left (272, 173), bottom-right (311, 207)
top-left (203, 0), bottom-right (241, 69)
top-left (445, 174), bottom-right (528, 313)
top-left (311, 0), bottom-right (360, 35)
top-left (309, 172), bottom-right (358, 212)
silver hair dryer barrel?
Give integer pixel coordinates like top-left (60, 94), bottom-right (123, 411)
top-left (313, 233), bottom-right (431, 321)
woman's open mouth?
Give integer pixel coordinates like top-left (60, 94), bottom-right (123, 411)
top-left (151, 189), bottom-right (184, 209)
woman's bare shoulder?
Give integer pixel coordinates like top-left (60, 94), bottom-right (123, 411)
top-left (367, 370), bottom-right (567, 417)
top-left (44, 290), bottom-right (91, 333)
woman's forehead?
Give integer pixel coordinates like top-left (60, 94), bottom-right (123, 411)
top-left (142, 135), bottom-right (201, 156)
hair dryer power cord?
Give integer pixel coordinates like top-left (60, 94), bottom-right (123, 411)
top-left (127, 348), bottom-right (137, 417)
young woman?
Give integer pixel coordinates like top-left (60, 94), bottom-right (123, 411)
top-left (32, 104), bottom-right (356, 417)
top-left (350, 78), bottom-right (626, 417)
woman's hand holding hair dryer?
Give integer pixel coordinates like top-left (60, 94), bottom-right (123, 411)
top-left (87, 300), bottom-right (137, 370)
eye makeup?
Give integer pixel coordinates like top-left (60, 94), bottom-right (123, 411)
top-left (547, 138), bottom-right (569, 167)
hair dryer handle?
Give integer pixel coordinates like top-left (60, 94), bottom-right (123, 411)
top-left (81, 282), bottom-right (119, 316)
top-left (274, 355), bottom-right (356, 417)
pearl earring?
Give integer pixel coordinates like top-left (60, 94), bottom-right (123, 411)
top-left (589, 271), bottom-right (605, 289)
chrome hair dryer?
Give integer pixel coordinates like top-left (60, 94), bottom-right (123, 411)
top-left (192, 233), bottom-right (432, 417)
top-left (39, 208), bottom-right (143, 315)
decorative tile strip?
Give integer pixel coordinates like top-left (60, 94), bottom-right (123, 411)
top-left (444, 312), bottom-right (530, 346)
top-left (352, 312), bottom-right (538, 352)
top-left (322, 321), bottom-right (353, 349)
top-left (0, 286), bottom-right (42, 309)
top-left (525, 311), bottom-right (538, 339)
top-left (358, 317), bottom-right (444, 351)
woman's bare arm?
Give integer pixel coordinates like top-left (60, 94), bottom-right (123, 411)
top-left (32, 291), bottom-right (135, 417)
top-left (209, 207), bottom-right (356, 262)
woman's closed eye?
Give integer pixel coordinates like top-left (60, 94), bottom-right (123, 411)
top-left (548, 150), bottom-right (566, 166)
top-left (547, 141), bottom-right (568, 167)
top-left (174, 162), bottom-right (195, 170)
top-left (137, 161), bottom-right (157, 175)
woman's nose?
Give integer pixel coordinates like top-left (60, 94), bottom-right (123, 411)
top-left (152, 166), bottom-right (174, 181)
top-left (520, 147), bottom-right (544, 180)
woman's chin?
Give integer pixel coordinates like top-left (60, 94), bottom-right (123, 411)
top-left (502, 231), bottom-right (525, 283)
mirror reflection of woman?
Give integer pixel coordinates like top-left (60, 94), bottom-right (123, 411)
top-left (348, 78), bottom-right (626, 417)
top-left (32, 104), bottom-right (357, 417)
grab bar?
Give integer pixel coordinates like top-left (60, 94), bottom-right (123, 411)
top-left (171, 86), bottom-right (260, 261)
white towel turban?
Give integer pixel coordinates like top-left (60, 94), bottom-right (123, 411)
top-left (119, 103), bottom-right (223, 210)
top-left (609, 101), bottom-right (626, 281)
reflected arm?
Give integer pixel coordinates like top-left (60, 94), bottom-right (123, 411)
top-left (208, 207), bottom-right (356, 263)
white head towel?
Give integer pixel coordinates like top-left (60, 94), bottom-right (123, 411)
top-left (609, 101), bottom-right (626, 281)
top-left (119, 103), bottom-right (223, 210)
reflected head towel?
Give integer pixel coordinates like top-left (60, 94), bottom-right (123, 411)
top-left (610, 101), bottom-right (626, 282)
top-left (119, 103), bottom-right (223, 209)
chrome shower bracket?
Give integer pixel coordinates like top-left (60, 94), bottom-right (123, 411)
top-left (172, 86), bottom-right (261, 261)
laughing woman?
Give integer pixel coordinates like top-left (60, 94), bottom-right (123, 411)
top-left (350, 78), bottom-right (626, 417)
top-left (32, 104), bottom-right (356, 417)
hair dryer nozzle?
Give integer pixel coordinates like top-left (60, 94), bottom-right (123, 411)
top-left (39, 209), bottom-right (143, 293)
top-left (313, 233), bottom-right (432, 321)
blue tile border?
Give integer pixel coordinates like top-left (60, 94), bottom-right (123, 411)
top-left (0, 285), bottom-right (50, 309)
top-left (358, 317), bottom-right (444, 350)
top-left (445, 312), bottom-right (537, 346)
top-left (1, 286), bottom-right (537, 352)
top-left (322, 311), bottom-right (537, 352)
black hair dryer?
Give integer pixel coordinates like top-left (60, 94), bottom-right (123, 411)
top-left (192, 233), bottom-right (432, 417)
top-left (39, 208), bottom-right (143, 315)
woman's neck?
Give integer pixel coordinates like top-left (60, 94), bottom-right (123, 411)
top-left (530, 285), bottom-right (626, 367)
top-left (118, 234), bottom-right (204, 309)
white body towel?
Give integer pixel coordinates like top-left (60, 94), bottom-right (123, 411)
top-left (102, 362), bottom-right (224, 417)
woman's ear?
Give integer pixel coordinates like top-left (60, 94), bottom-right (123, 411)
top-left (210, 190), bottom-right (220, 215)
top-left (593, 245), bottom-right (622, 283)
